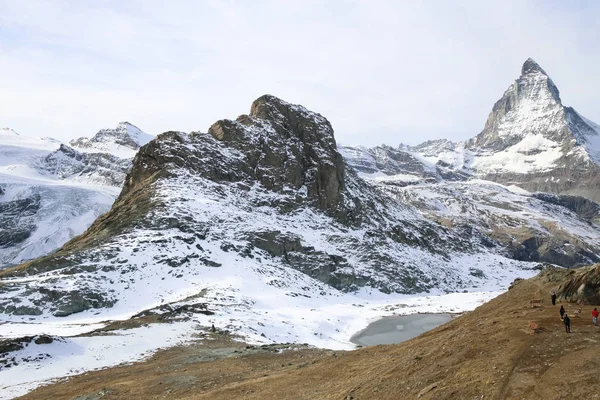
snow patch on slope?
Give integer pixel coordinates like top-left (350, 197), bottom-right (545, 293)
top-left (471, 134), bottom-right (564, 174)
top-left (70, 122), bottom-right (154, 158)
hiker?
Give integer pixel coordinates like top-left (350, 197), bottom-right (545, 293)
top-left (551, 291), bottom-right (557, 306)
top-left (560, 305), bottom-right (565, 320)
top-left (211, 323), bottom-right (216, 333)
top-left (564, 314), bottom-right (571, 333)
top-left (593, 308), bottom-right (599, 326)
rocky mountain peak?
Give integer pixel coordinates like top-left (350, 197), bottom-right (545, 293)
top-left (69, 122), bottom-right (153, 158)
top-left (121, 95), bottom-right (347, 221)
top-left (92, 122), bottom-right (150, 149)
top-left (468, 58), bottom-right (566, 151)
top-left (521, 57), bottom-right (547, 76)
top-left (517, 58), bottom-right (561, 104)
top-left (206, 95), bottom-right (345, 214)
top-left (247, 94), bottom-right (337, 146)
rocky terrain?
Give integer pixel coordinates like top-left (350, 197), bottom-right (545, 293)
top-left (0, 123), bottom-right (152, 269)
top-left (0, 95), bottom-right (549, 321)
top-left (340, 58), bottom-right (600, 267)
top-left (2, 58), bottom-right (600, 398)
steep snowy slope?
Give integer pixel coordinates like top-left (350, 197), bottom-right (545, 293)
top-left (0, 124), bottom-right (151, 268)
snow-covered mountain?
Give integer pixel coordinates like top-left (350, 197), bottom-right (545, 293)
top-left (341, 58), bottom-right (600, 201)
top-left (0, 123), bottom-right (152, 269)
top-left (3, 90), bottom-right (600, 397)
top-left (3, 93), bottom-right (599, 323)
top-left (70, 122), bottom-right (154, 158)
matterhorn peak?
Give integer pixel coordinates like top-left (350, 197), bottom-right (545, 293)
top-left (517, 57), bottom-right (561, 103)
top-left (521, 57), bottom-right (548, 76)
top-left (468, 58), bottom-right (568, 151)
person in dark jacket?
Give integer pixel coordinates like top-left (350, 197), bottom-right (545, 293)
top-left (564, 314), bottom-right (571, 333)
top-left (551, 291), bottom-right (557, 306)
top-left (560, 305), bottom-right (565, 320)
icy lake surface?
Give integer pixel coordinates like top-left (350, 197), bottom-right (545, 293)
top-left (350, 313), bottom-right (452, 346)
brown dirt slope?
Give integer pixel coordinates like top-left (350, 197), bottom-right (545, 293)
top-left (18, 266), bottom-right (600, 400)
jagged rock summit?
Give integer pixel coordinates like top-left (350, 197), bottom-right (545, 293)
top-left (469, 57), bottom-right (600, 198)
top-left (207, 94), bottom-right (345, 214)
top-left (470, 57), bottom-right (564, 151)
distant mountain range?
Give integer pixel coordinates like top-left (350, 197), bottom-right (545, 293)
top-left (1, 58), bottom-right (600, 325)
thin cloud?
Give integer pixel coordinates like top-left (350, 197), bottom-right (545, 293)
top-left (0, 0), bottom-right (598, 146)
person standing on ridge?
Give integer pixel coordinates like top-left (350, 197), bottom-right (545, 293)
top-left (551, 291), bottom-right (557, 306)
top-left (560, 305), bottom-right (565, 320)
top-left (564, 314), bottom-right (571, 333)
top-left (592, 308), bottom-right (599, 326)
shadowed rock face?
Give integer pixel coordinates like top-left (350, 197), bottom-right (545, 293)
top-left (122, 95), bottom-right (345, 218)
top-left (557, 265), bottom-right (600, 304)
top-left (208, 95), bottom-right (345, 215)
top-left (0, 195), bottom-right (41, 248)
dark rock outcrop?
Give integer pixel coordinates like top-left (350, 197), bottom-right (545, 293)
top-left (0, 195), bottom-right (41, 248)
top-left (42, 144), bottom-right (131, 187)
top-left (556, 265), bottom-right (600, 304)
top-left (207, 95), bottom-right (345, 215)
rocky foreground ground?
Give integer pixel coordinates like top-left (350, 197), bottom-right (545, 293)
top-left (12, 266), bottom-right (600, 400)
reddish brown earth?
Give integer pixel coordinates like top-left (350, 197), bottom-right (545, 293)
top-left (17, 267), bottom-right (600, 400)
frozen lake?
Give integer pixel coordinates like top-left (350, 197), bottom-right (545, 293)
top-left (350, 313), bottom-right (452, 346)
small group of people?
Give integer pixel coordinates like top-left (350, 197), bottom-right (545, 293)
top-left (554, 290), bottom-right (600, 334)
top-left (559, 305), bottom-right (570, 333)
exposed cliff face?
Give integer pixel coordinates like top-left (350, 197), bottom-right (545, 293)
top-left (556, 264), bottom-right (600, 304)
top-left (207, 95), bottom-right (346, 215)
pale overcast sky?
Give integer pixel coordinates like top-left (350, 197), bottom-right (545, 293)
top-left (1, 0), bottom-right (599, 146)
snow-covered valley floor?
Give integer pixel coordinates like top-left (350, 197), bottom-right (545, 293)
top-left (0, 283), bottom-right (533, 399)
